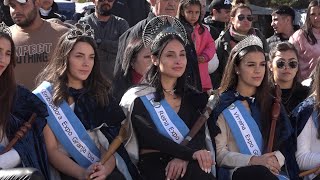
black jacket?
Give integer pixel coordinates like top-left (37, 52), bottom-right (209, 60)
top-left (212, 28), bottom-right (269, 89)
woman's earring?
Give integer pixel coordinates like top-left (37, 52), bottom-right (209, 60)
top-left (236, 71), bottom-right (240, 74)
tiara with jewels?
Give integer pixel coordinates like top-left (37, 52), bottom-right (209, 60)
top-left (232, 35), bottom-right (263, 54)
top-left (67, 22), bottom-right (95, 40)
top-left (142, 15), bottom-right (187, 50)
top-left (0, 22), bottom-right (12, 36)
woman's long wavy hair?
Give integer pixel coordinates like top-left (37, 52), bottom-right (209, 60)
top-left (311, 59), bottom-right (320, 139)
top-left (220, 45), bottom-right (273, 150)
top-left (116, 36), bottom-right (145, 80)
top-left (0, 32), bottom-right (16, 140)
top-left (143, 34), bottom-right (187, 102)
top-left (302, 0), bottom-right (320, 45)
top-left (36, 33), bottom-right (111, 107)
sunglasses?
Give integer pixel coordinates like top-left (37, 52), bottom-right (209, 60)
top-left (98, 0), bottom-right (114, 2)
top-left (237, 14), bottom-right (254, 22)
top-left (276, 60), bottom-right (298, 69)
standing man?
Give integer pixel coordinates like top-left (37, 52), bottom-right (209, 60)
top-left (267, 5), bottom-right (297, 49)
top-left (204, 0), bottom-right (232, 40)
top-left (79, 0), bottom-right (129, 79)
top-left (4, 0), bottom-right (68, 89)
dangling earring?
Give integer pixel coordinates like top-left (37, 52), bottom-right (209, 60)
top-left (236, 71), bottom-right (240, 75)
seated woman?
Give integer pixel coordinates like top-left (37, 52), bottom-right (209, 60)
top-left (291, 60), bottom-right (320, 180)
top-left (112, 36), bottom-right (152, 103)
top-left (33, 23), bottom-right (132, 180)
top-left (269, 42), bottom-right (310, 116)
top-left (0, 23), bottom-right (49, 178)
top-left (120, 15), bottom-right (215, 180)
top-left (211, 35), bottom-right (300, 180)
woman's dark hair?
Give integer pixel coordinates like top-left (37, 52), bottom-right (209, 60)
top-left (302, 0), bottom-right (320, 45)
top-left (36, 33), bottom-right (111, 107)
top-left (119, 37), bottom-right (145, 78)
top-left (220, 44), bottom-right (273, 150)
top-left (311, 59), bottom-right (320, 138)
top-left (144, 34), bottom-right (187, 102)
top-left (269, 42), bottom-right (299, 87)
top-left (0, 32), bottom-right (16, 141)
top-left (178, 0), bottom-right (205, 35)
top-left (230, 0), bottom-right (252, 18)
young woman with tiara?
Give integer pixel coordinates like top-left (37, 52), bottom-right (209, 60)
top-left (210, 35), bottom-right (300, 180)
top-left (120, 15), bottom-right (216, 180)
top-left (34, 22), bottom-right (135, 180)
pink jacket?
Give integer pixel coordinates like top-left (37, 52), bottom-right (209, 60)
top-left (289, 29), bottom-right (320, 81)
top-left (192, 24), bottom-right (216, 90)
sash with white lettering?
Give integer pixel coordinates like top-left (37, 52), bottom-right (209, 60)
top-left (33, 81), bottom-right (100, 168)
top-left (223, 101), bottom-right (289, 180)
top-left (140, 94), bottom-right (189, 143)
top-left (222, 100), bottom-right (262, 156)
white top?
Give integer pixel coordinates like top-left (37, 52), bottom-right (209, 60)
top-left (296, 116), bottom-right (320, 180)
top-left (0, 130), bottom-right (21, 169)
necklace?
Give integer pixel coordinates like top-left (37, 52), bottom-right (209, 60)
top-left (163, 89), bottom-right (176, 96)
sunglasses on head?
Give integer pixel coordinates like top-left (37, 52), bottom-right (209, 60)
top-left (276, 60), bottom-right (298, 69)
top-left (98, 0), bottom-right (114, 2)
top-left (237, 14), bottom-right (254, 22)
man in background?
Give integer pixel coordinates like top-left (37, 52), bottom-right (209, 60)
top-left (5, 0), bottom-right (68, 89)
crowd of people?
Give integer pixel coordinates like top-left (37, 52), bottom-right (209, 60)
top-left (1, 0), bottom-right (320, 179)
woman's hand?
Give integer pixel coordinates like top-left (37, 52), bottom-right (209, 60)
top-left (165, 158), bottom-right (188, 180)
top-left (198, 56), bottom-right (205, 63)
top-left (85, 162), bottom-right (111, 180)
top-left (249, 152), bottom-right (281, 175)
top-left (192, 150), bottom-right (214, 173)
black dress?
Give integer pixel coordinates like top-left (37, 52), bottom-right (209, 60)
top-left (131, 90), bottom-right (215, 180)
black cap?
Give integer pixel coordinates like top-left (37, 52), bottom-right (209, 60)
top-left (274, 5), bottom-right (295, 20)
top-left (209, 0), bottom-right (232, 11)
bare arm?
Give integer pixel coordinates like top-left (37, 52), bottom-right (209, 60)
top-left (43, 125), bottom-right (87, 179)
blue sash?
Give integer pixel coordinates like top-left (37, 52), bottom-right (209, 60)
top-left (222, 101), bottom-right (263, 156)
top-left (140, 94), bottom-right (189, 143)
top-left (223, 101), bottom-right (289, 180)
top-left (312, 111), bottom-right (319, 128)
top-left (33, 81), bottom-right (101, 168)
top-left (0, 145), bottom-right (3, 152)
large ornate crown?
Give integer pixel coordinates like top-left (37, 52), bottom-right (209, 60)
top-left (67, 22), bottom-right (95, 40)
top-left (0, 22), bottom-right (11, 36)
top-left (232, 35), bottom-right (263, 54)
top-left (142, 15), bottom-right (187, 50)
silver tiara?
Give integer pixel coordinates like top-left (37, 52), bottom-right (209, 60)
top-left (0, 22), bottom-right (11, 36)
top-left (142, 15), bottom-right (187, 50)
top-left (232, 35), bottom-right (263, 54)
top-left (67, 22), bottom-right (95, 40)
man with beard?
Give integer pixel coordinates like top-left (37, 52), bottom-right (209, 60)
top-left (4, 0), bottom-right (68, 89)
top-left (113, 0), bottom-right (203, 92)
top-left (79, 0), bottom-right (129, 79)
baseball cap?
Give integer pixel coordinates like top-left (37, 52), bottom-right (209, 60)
top-left (273, 5), bottom-right (295, 21)
top-left (209, 0), bottom-right (232, 11)
top-left (3, 0), bottom-right (28, 6)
